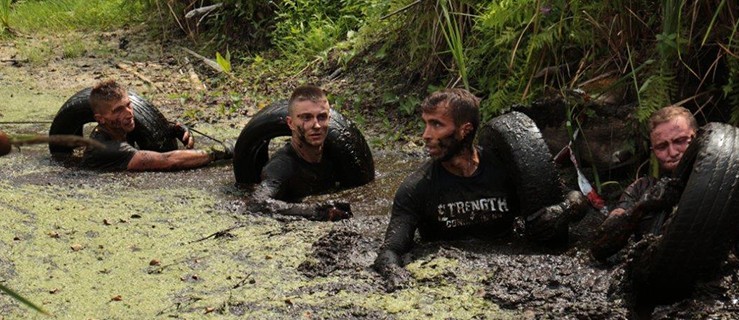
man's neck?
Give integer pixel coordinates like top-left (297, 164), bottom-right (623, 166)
top-left (291, 139), bottom-right (323, 163)
top-left (98, 125), bottom-right (128, 141)
top-left (441, 146), bottom-right (479, 177)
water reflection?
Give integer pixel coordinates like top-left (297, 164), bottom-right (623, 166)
top-left (304, 149), bottom-right (426, 216)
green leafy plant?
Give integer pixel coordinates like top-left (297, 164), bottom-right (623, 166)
top-left (215, 50), bottom-right (232, 73)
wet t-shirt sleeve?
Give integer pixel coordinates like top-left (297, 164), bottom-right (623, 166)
top-left (614, 176), bottom-right (658, 211)
top-left (376, 167), bottom-right (426, 268)
top-left (82, 127), bottom-right (137, 171)
top-left (256, 147), bottom-right (297, 201)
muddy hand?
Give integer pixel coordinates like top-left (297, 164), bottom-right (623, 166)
top-left (590, 210), bottom-right (639, 262)
top-left (170, 122), bottom-right (194, 149)
top-left (313, 201), bottom-right (352, 221)
top-left (208, 142), bottom-right (234, 161)
top-left (383, 264), bottom-right (413, 293)
top-left (637, 177), bottom-right (684, 212)
top-left (526, 191), bottom-right (588, 241)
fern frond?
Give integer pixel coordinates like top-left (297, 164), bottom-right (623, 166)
top-left (636, 73), bottom-right (675, 122)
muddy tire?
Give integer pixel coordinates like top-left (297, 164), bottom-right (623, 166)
top-left (478, 111), bottom-right (563, 224)
top-left (233, 100), bottom-right (375, 187)
top-left (48, 87), bottom-right (178, 154)
top-left (630, 122), bottom-right (739, 304)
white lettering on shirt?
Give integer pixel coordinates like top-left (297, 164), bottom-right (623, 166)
top-left (436, 197), bottom-right (511, 228)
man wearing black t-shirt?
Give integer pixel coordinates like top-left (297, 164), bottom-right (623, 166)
top-left (374, 88), bottom-right (586, 290)
top-left (248, 85), bottom-right (352, 222)
top-left (82, 79), bottom-right (232, 171)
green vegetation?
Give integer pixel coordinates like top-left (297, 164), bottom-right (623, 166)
top-left (6, 0), bottom-right (146, 33)
top-left (3, 0), bottom-right (737, 127)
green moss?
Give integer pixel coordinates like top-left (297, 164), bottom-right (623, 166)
top-left (0, 85), bottom-right (67, 123)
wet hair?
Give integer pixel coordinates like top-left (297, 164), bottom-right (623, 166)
top-left (89, 79), bottom-right (126, 115)
top-left (288, 85), bottom-right (327, 115)
top-left (648, 105), bottom-right (698, 132)
top-left (421, 88), bottom-right (481, 144)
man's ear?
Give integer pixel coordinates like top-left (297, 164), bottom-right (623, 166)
top-left (286, 115), bottom-right (295, 131)
top-left (460, 122), bottom-right (473, 138)
top-left (93, 113), bottom-right (105, 125)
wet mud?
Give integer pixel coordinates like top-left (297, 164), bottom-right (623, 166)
top-left (2, 30), bottom-right (739, 319)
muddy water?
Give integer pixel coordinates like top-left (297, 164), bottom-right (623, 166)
top-left (3, 139), bottom-right (739, 319)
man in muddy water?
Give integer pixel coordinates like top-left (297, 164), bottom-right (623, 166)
top-left (590, 105), bottom-right (698, 261)
top-left (82, 79), bottom-right (233, 171)
top-left (248, 85), bottom-right (352, 222)
top-left (373, 88), bottom-right (587, 291)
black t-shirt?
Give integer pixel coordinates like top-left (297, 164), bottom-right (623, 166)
top-left (379, 147), bottom-right (519, 259)
top-left (81, 126), bottom-right (137, 171)
top-left (255, 143), bottom-right (340, 203)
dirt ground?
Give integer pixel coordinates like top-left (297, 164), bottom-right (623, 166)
top-left (2, 27), bottom-right (739, 319)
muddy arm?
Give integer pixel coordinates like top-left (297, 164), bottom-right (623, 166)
top-left (590, 177), bottom-right (684, 261)
top-left (374, 203), bottom-right (418, 272)
top-left (249, 182), bottom-right (351, 221)
top-left (127, 150), bottom-right (212, 171)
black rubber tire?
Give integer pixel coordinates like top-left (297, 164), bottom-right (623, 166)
top-left (478, 111), bottom-right (563, 218)
top-left (48, 87), bottom-right (178, 154)
top-left (232, 100), bottom-right (375, 187)
top-left (630, 122), bottom-right (739, 304)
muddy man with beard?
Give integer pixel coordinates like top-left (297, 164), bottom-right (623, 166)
top-left (374, 88), bottom-right (587, 291)
top-left (83, 79), bottom-right (232, 171)
top-left (249, 85), bottom-right (352, 222)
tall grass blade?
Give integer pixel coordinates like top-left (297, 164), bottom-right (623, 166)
top-left (438, 0), bottom-right (469, 89)
top-left (0, 283), bottom-right (51, 316)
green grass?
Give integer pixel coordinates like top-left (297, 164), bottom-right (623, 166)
top-left (16, 39), bottom-right (53, 65)
top-left (8, 0), bottom-right (147, 33)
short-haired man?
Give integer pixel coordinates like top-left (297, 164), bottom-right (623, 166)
top-left (591, 105), bottom-right (698, 261)
top-left (249, 85), bottom-right (353, 221)
top-left (82, 79), bottom-right (232, 171)
top-left (374, 88), bottom-right (586, 290)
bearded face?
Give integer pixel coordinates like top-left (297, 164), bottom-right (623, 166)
top-left (421, 105), bottom-right (470, 161)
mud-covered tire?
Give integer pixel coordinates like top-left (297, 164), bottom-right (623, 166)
top-left (630, 122), bottom-right (739, 304)
top-left (478, 111), bottom-right (563, 218)
top-left (233, 100), bottom-right (375, 187)
top-left (48, 87), bottom-right (178, 154)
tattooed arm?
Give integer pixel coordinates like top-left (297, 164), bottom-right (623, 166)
top-left (127, 150), bottom-right (212, 171)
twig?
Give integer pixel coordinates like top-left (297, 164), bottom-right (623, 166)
top-left (184, 57), bottom-right (206, 91)
top-left (381, 0), bottom-right (422, 20)
top-left (115, 63), bottom-right (164, 93)
top-left (181, 47), bottom-right (224, 73)
top-left (10, 134), bottom-right (105, 149)
top-left (190, 224), bottom-right (246, 243)
top-left (0, 120), bottom-right (53, 124)
top-left (1, 58), bottom-right (28, 64)
top-left (185, 3), bottom-right (223, 19)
